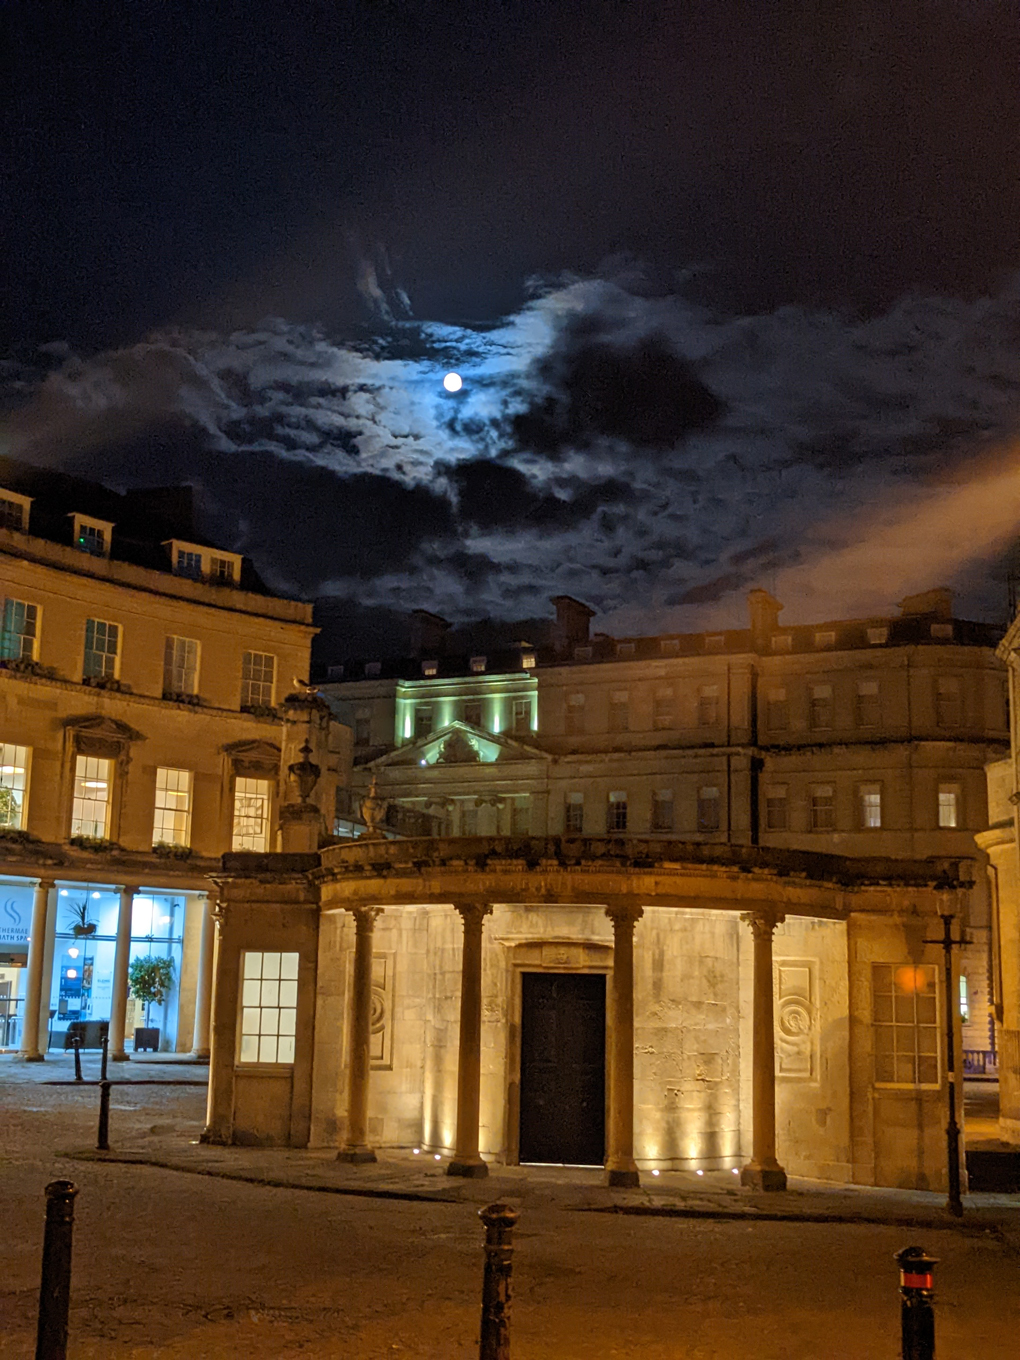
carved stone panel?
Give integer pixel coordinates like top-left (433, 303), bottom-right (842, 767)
top-left (370, 951), bottom-right (394, 1070)
top-left (775, 958), bottom-right (817, 1081)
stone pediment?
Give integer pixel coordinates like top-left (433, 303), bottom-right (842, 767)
top-left (222, 739), bottom-right (282, 761)
top-left (371, 721), bottom-right (549, 770)
top-left (64, 713), bottom-right (146, 744)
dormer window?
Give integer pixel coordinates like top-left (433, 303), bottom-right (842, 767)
top-left (364, 661), bottom-right (382, 678)
top-left (660, 638), bottom-right (680, 656)
top-left (704, 635), bottom-right (725, 652)
top-left (421, 660), bottom-right (438, 677)
top-left (0, 489), bottom-right (31, 532)
top-left (521, 651), bottom-right (536, 670)
top-left (470, 655), bottom-right (486, 674)
top-left (176, 549), bottom-right (203, 578)
top-left (616, 642), bottom-right (635, 658)
top-left (210, 555), bottom-right (237, 583)
top-left (163, 539), bottom-right (242, 584)
top-left (70, 513), bottom-right (113, 558)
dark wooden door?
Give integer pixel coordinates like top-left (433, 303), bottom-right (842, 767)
top-left (519, 972), bottom-right (606, 1166)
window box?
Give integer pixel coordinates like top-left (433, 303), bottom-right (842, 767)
top-left (82, 675), bottom-right (130, 692)
top-left (0, 657), bottom-right (59, 679)
top-left (162, 690), bottom-right (202, 705)
top-left (152, 841), bottom-right (193, 861)
top-left (240, 703), bottom-right (278, 719)
top-left (68, 835), bottom-right (121, 853)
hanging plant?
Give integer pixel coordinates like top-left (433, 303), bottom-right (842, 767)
top-left (128, 955), bottom-right (175, 1026)
top-left (65, 898), bottom-right (97, 937)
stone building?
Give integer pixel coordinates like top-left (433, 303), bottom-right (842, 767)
top-left (0, 456), bottom-right (343, 1060)
top-left (198, 587), bottom-right (1004, 1190)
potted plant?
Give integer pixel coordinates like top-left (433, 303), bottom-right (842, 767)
top-left (66, 898), bottom-right (97, 938)
top-left (128, 955), bottom-right (175, 1051)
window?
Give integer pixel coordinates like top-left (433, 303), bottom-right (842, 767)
top-left (512, 698), bottom-right (531, 735)
top-left (872, 964), bottom-right (939, 1086)
top-left (152, 767), bottom-right (192, 846)
top-left (421, 660), bottom-right (438, 677)
top-left (364, 661), bottom-right (381, 678)
top-left (855, 680), bottom-right (880, 727)
top-left (765, 785), bottom-right (788, 832)
top-left (697, 685), bottom-right (719, 726)
top-left (936, 677), bottom-right (962, 728)
top-left (931, 623), bottom-right (954, 641)
top-left (867, 626), bottom-right (889, 646)
top-left (74, 517), bottom-right (110, 557)
top-left (209, 555), bottom-right (236, 583)
top-left (521, 650), bottom-right (536, 670)
top-left (697, 786), bottom-right (721, 832)
top-left (859, 784), bottom-right (882, 829)
top-left (814, 631), bottom-right (836, 649)
top-left (660, 638), bottom-right (680, 656)
top-left (354, 709), bottom-right (372, 747)
top-left (510, 800), bottom-right (530, 834)
top-left (938, 783), bottom-right (960, 829)
top-left (606, 791), bottom-right (628, 833)
top-left (704, 635), bottom-right (725, 652)
top-left (565, 693), bottom-right (585, 736)
top-left (809, 684), bottom-right (833, 729)
top-left (0, 493), bottom-right (29, 530)
top-left (959, 975), bottom-right (969, 1023)
top-left (175, 549), bottom-right (203, 578)
top-left (574, 645), bottom-right (593, 661)
top-left (616, 642), bottom-right (635, 658)
top-left (414, 705), bottom-right (433, 740)
top-left (1, 599), bottom-right (38, 660)
top-left (810, 785), bottom-right (836, 831)
top-left (463, 698), bottom-right (483, 728)
top-left (766, 688), bottom-right (789, 731)
top-left (240, 651), bottom-right (275, 709)
top-left (83, 619), bottom-right (119, 679)
top-left (71, 755), bottom-right (112, 838)
top-left (653, 687), bottom-right (674, 729)
top-left (564, 792), bottom-right (584, 834)
top-left (460, 806), bottom-right (479, 836)
top-left (608, 690), bottom-right (629, 733)
top-left (651, 788), bottom-right (674, 832)
top-left (232, 776), bottom-right (272, 851)
top-left (239, 951), bottom-right (298, 1065)
top-left (470, 655), bottom-right (487, 674)
top-left (0, 743), bottom-right (30, 828)
top-left (771, 634), bottom-right (792, 652)
top-left (162, 636), bottom-right (199, 697)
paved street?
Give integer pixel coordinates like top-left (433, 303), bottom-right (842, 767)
top-left (3, 1055), bottom-right (1020, 1358)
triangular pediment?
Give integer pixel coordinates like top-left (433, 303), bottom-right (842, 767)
top-left (368, 721), bottom-right (549, 770)
top-left (64, 713), bottom-right (145, 743)
top-left (222, 739), bottom-right (282, 761)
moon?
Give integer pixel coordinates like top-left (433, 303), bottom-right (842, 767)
top-left (442, 371), bottom-right (463, 393)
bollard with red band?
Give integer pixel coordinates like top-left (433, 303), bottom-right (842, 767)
top-left (895, 1245), bottom-right (938, 1360)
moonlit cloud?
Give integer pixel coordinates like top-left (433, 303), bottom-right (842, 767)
top-left (4, 273), bottom-right (1020, 647)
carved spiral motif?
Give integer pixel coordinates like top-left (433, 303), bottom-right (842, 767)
top-left (370, 987), bottom-right (386, 1034)
top-left (778, 999), bottom-right (812, 1038)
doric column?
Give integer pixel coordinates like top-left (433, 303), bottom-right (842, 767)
top-left (20, 878), bottom-right (56, 1061)
top-left (109, 886), bottom-right (136, 1061)
top-left (740, 909), bottom-right (787, 1191)
top-left (449, 903), bottom-right (493, 1178)
top-left (605, 903), bottom-right (643, 1188)
top-left (338, 906), bottom-right (382, 1164)
top-left (190, 894), bottom-right (214, 1059)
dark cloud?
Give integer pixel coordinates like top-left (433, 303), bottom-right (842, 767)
top-left (445, 458), bottom-right (633, 530)
top-left (510, 319), bottom-right (723, 456)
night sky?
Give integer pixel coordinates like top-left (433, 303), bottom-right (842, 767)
top-left (4, 1), bottom-right (1020, 656)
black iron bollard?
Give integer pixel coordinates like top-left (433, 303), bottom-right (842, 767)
top-left (36, 1179), bottom-right (78, 1360)
top-left (100, 1034), bottom-right (108, 1083)
top-left (479, 1202), bottom-right (519, 1360)
top-left (71, 1038), bottom-right (82, 1083)
top-left (895, 1245), bottom-right (938, 1360)
top-left (96, 1080), bottom-right (111, 1151)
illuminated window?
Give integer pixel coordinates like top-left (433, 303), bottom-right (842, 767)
top-left (564, 792), bottom-right (584, 834)
top-left (859, 784), bottom-right (882, 829)
top-left (239, 950), bottom-right (298, 1065)
top-left (766, 688), bottom-right (789, 730)
top-left (240, 651), bottom-right (275, 709)
top-left (855, 680), bottom-right (880, 727)
top-left (608, 690), bottom-right (629, 733)
top-left (697, 685), bottom-right (719, 726)
top-left (463, 698), bottom-right (483, 728)
top-left (765, 786), bottom-right (788, 832)
top-left (232, 776), bottom-right (272, 851)
top-left (83, 618), bottom-right (119, 679)
top-left (175, 549), bottom-right (203, 578)
top-left (163, 636), bottom-right (199, 697)
top-left (521, 651), bottom-right (536, 670)
top-left (938, 783), bottom-right (960, 828)
top-left (460, 805), bottom-right (478, 836)
top-left (510, 799), bottom-right (530, 834)
top-left (1, 599), bottom-right (38, 660)
top-left (414, 705), bottom-right (433, 740)
top-left (421, 660), bottom-right (438, 677)
top-left (565, 692), bottom-right (585, 736)
top-left (354, 708), bottom-right (372, 747)
top-left (0, 742), bottom-right (30, 828)
top-left (959, 974), bottom-right (969, 1022)
top-left (653, 687), bottom-right (674, 729)
top-left (810, 785), bottom-right (836, 831)
top-left (152, 767), bottom-right (192, 847)
top-left (814, 631), bottom-right (836, 649)
top-left (512, 698), bottom-right (531, 735)
top-left (71, 755), bottom-right (112, 838)
top-left (470, 656), bottom-right (487, 674)
top-left (697, 786), bottom-right (721, 832)
top-left (867, 626), bottom-right (889, 645)
top-left (936, 677), bottom-right (962, 728)
top-left (872, 964), bottom-right (939, 1086)
top-left (606, 791), bottom-right (628, 833)
top-left (651, 788), bottom-right (674, 832)
top-left (809, 684), bottom-right (833, 729)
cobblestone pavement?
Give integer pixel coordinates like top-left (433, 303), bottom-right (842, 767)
top-left (3, 1055), bottom-right (1020, 1357)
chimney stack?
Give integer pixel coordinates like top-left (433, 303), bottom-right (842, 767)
top-left (898, 588), bottom-right (953, 620)
top-left (551, 595), bottom-right (596, 654)
top-left (410, 609), bottom-right (451, 659)
top-left (747, 589), bottom-right (782, 646)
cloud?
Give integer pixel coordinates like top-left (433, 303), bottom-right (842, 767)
top-left (4, 273), bottom-right (1020, 645)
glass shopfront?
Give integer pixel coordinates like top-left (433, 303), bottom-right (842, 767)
top-left (47, 885), bottom-right (185, 1052)
top-left (0, 879), bottom-right (35, 1050)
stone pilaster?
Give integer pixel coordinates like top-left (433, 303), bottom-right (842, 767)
top-left (338, 906), bottom-right (382, 1163)
top-left (604, 903), bottom-right (643, 1188)
top-left (740, 909), bottom-right (787, 1191)
top-left (109, 886), bottom-right (136, 1060)
top-left (190, 894), bottom-right (214, 1059)
top-left (449, 903), bottom-right (493, 1178)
